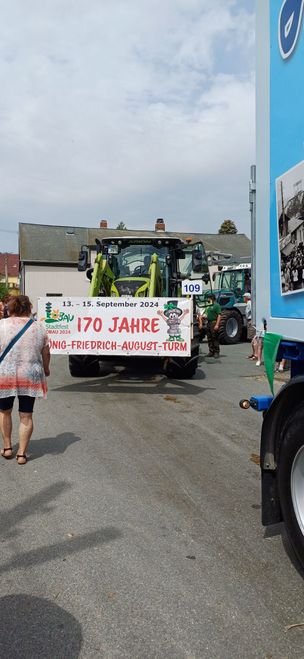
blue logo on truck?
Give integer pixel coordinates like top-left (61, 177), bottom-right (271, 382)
top-left (279, 0), bottom-right (304, 59)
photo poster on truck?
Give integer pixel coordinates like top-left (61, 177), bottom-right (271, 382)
top-left (270, 0), bottom-right (304, 318)
top-left (37, 297), bottom-right (192, 356)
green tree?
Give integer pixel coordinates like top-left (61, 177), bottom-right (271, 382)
top-left (116, 221), bottom-right (127, 230)
top-left (218, 220), bottom-right (238, 234)
top-left (0, 283), bottom-right (9, 300)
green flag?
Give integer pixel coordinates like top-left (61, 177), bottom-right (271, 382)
top-left (263, 332), bottom-right (283, 395)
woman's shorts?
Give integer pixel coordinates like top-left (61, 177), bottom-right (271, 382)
top-left (0, 396), bottom-right (35, 413)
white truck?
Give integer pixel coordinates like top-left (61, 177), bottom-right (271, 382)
top-left (242, 0), bottom-right (304, 568)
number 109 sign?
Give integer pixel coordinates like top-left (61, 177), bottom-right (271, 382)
top-left (181, 279), bottom-right (203, 295)
top-left (38, 297), bottom-right (192, 357)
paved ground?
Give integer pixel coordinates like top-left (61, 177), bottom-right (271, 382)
top-left (0, 343), bottom-right (303, 658)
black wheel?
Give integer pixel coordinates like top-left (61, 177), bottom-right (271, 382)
top-left (278, 403), bottom-right (304, 567)
top-left (163, 317), bottom-right (200, 379)
top-left (68, 355), bottom-right (100, 377)
top-left (218, 309), bottom-right (243, 345)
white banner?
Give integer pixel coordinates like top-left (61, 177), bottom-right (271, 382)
top-left (38, 297), bottom-right (192, 356)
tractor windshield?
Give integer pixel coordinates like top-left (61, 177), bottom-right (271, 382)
top-left (111, 243), bottom-right (170, 279)
top-left (214, 269), bottom-right (251, 298)
top-left (213, 271), bottom-right (222, 289)
top-left (219, 271), bottom-right (234, 290)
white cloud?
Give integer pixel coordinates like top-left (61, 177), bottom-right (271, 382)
top-left (0, 0), bottom-right (254, 248)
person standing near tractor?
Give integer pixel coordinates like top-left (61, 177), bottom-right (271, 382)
top-left (205, 293), bottom-right (221, 358)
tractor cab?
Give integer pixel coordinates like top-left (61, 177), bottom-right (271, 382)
top-left (212, 264), bottom-right (251, 306)
top-left (195, 263), bottom-right (252, 345)
top-left (78, 236), bottom-right (209, 298)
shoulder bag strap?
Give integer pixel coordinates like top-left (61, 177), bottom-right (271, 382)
top-left (0, 318), bottom-right (34, 364)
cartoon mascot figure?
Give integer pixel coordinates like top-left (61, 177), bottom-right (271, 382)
top-left (157, 300), bottom-right (189, 342)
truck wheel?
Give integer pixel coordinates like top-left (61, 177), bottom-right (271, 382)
top-left (68, 355), bottom-right (100, 377)
top-left (278, 404), bottom-right (304, 567)
top-left (218, 309), bottom-right (242, 345)
top-left (163, 318), bottom-right (200, 379)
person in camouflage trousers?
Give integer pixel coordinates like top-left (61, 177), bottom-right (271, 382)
top-left (205, 294), bottom-right (221, 358)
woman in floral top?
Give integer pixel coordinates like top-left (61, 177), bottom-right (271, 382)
top-left (0, 295), bottom-right (50, 464)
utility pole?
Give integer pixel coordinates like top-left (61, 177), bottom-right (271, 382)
top-left (249, 164), bottom-right (256, 326)
top-left (4, 253), bottom-right (8, 287)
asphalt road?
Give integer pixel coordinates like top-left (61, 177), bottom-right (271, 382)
top-left (1, 343), bottom-right (304, 659)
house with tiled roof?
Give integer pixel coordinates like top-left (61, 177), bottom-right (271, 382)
top-left (0, 253), bottom-right (20, 294)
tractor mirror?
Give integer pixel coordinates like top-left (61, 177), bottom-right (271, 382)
top-left (212, 272), bottom-right (216, 282)
top-left (202, 273), bottom-right (210, 284)
top-left (78, 248), bottom-right (89, 271)
top-left (192, 249), bottom-right (203, 272)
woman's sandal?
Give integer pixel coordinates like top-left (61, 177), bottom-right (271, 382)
top-left (16, 454), bottom-right (27, 465)
top-left (1, 447), bottom-right (14, 460)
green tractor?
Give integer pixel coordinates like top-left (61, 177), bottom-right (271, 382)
top-left (69, 234), bottom-right (209, 379)
top-left (196, 263), bottom-right (251, 344)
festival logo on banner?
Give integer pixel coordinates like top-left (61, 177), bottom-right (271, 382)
top-left (278, 0), bottom-right (304, 59)
top-left (40, 301), bottom-right (74, 326)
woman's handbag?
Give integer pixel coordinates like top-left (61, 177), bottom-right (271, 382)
top-left (0, 319), bottom-right (34, 364)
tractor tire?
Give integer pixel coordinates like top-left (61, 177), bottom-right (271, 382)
top-left (218, 309), bottom-right (243, 345)
top-left (278, 403), bottom-right (304, 568)
top-left (163, 317), bottom-right (200, 379)
top-left (68, 355), bottom-right (100, 377)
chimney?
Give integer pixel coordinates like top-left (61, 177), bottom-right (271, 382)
top-left (155, 218), bottom-right (165, 232)
top-left (100, 219), bottom-right (108, 229)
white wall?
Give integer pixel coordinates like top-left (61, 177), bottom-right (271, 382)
top-left (23, 265), bottom-right (90, 311)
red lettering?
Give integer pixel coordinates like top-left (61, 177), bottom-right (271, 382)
top-left (93, 318), bottom-right (102, 332)
top-left (109, 317), bottom-right (119, 332)
top-left (141, 318), bottom-right (150, 332)
top-left (77, 317), bottom-right (103, 332)
top-left (121, 317), bottom-right (132, 332)
top-left (83, 317), bottom-right (92, 332)
top-left (162, 341), bottom-right (188, 352)
top-left (108, 316), bottom-right (160, 334)
top-left (50, 340), bottom-right (60, 349)
top-left (129, 318), bottom-right (140, 333)
top-left (151, 318), bottom-right (159, 333)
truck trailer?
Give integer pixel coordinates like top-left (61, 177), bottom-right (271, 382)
top-left (244, 0), bottom-right (304, 568)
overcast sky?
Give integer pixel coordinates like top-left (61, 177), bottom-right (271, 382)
top-left (0, 0), bottom-right (254, 253)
